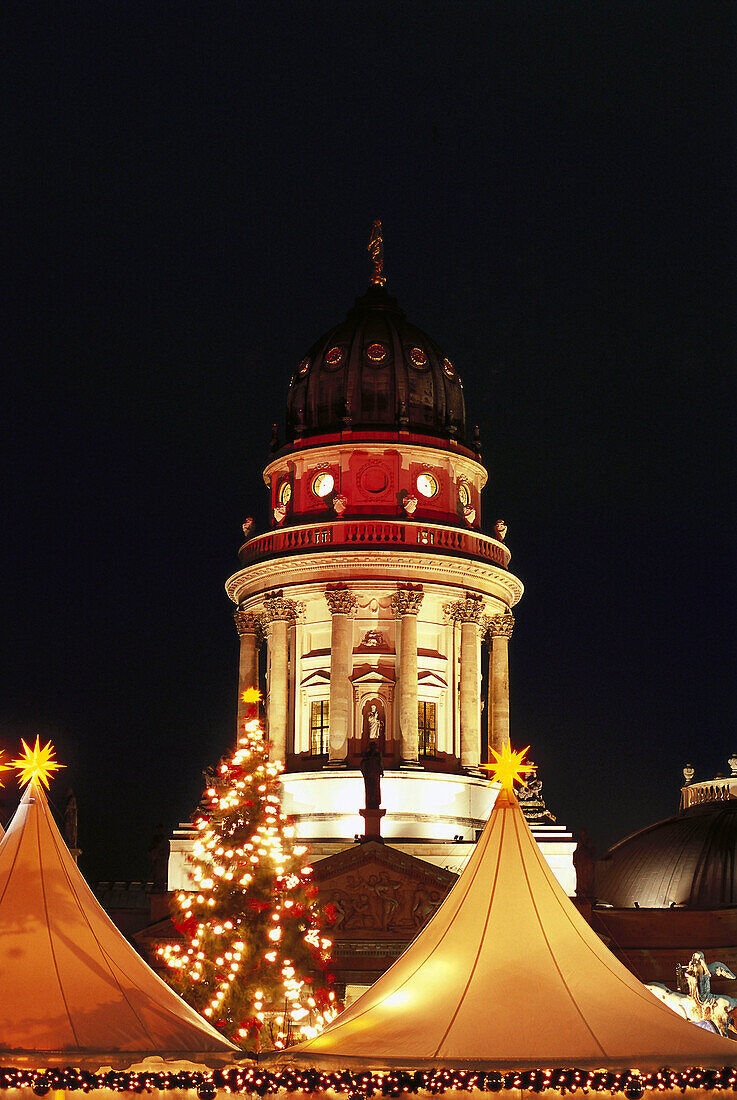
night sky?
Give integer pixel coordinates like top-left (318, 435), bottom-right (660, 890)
top-left (4, 2), bottom-right (735, 883)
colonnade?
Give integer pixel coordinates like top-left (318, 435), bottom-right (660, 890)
top-left (234, 586), bottom-right (514, 767)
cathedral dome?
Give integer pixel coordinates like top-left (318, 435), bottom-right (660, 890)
top-left (596, 799), bottom-right (737, 909)
top-left (285, 283), bottom-right (467, 445)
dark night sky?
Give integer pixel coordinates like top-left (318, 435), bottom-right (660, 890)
top-left (4, 2), bottom-right (735, 883)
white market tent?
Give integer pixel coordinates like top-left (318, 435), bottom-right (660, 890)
top-left (277, 783), bottom-right (735, 1072)
top-left (0, 778), bottom-right (236, 1064)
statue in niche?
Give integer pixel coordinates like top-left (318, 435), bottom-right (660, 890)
top-left (360, 743), bottom-right (383, 809)
top-left (367, 703), bottom-right (384, 742)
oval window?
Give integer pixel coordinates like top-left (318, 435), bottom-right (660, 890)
top-left (298, 357), bottom-right (310, 375)
top-left (458, 482), bottom-right (470, 508)
top-left (409, 346), bottom-right (428, 368)
top-left (278, 480), bottom-right (292, 505)
top-left (312, 472), bottom-right (335, 498)
top-left (443, 358), bottom-right (455, 378)
top-left (366, 343), bottom-right (386, 363)
top-left (325, 347), bottom-right (344, 367)
top-left (416, 472), bottom-right (438, 499)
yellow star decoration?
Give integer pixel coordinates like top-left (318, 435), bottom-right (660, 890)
top-left (0, 751), bottom-right (12, 788)
top-left (482, 742), bottom-right (535, 793)
top-left (240, 687), bottom-right (262, 704)
top-left (11, 738), bottom-right (65, 789)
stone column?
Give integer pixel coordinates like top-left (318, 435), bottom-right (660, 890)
top-left (325, 585), bottom-right (358, 763)
top-left (391, 584), bottom-right (424, 763)
top-left (487, 611), bottom-right (514, 756)
top-left (446, 593), bottom-right (485, 769)
top-left (233, 607), bottom-right (263, 735)
top-left (263, 591), bottom-right (297, 763)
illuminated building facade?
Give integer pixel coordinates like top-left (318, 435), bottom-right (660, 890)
top-left (166, 230), bottom-right (575, 983)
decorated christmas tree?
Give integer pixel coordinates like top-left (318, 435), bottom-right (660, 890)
top-left (157, 693), bottom-right (338, 1050)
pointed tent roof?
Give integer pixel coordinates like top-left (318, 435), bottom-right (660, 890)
top-left (0, 780), bottom-right (236, 1060)
top-left (278, 785), bottom-right (734, 1072)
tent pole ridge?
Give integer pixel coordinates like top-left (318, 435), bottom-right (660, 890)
top-left (432, 804), bottom-right (507, 1058)
top-left (513, 808), bottom-right (608, 1058)
top-left (36, 787), bottom-right (81, 1049)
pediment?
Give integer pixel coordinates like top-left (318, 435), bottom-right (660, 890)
top-left (350, 667), bottom-right (395, 686)
top-left (417, 670), bottom-right (447, 689)
top-left (300, 669), bottom-right (331, 688)
top-left (313, 842), bottom-right (456, 938)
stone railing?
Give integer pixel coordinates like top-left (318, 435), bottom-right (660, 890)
top-left (680, 777), bottom-right (737, 812)
top-left (237, 520), bottom-right (510, 569)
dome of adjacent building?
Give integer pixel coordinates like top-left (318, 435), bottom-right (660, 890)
top-left (596, 799), bottom-right (737, 909)
top-left (285, 283), bottom-right (467, 445)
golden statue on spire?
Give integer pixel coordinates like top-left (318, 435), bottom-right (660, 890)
top-left (367, 220), bottom-right (386, 286)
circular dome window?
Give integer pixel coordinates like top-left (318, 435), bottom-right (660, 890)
top-left (458, 482), bottom-right (470, 508)
top-left (278, 480), bottom-right (292, 505)
top-left (366, 343), bottom-right (387, 363)
top-left (324, 347), bottom-right (344, 368)
top-left (443, 358), bottom-right (455, 378)
top-left (409, 346), bottom-right (428, 369)
top-left (416, 472), bottom-right (438, 499)
top-left (312, 471), bottom-right (335, 498)
top-left (298, 357), bottom-right (310, 375)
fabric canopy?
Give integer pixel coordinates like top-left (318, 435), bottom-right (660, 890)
top-left (0, 780), bottom-right (236, 1059)
top-left (276, 785), bottom-right (734, 1071)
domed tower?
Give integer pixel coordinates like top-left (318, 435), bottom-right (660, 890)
top-left (224, 226), bottom-right (532, 868)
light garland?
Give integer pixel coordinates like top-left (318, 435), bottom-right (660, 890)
top-left (1, 1064), bottom-right (736, 1096)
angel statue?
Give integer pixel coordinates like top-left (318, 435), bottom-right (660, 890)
top-left (647, 951), bottom-right (737, 1037)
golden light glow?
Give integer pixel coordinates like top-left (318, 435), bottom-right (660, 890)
top-left (482, 742), bottom-right (534, 792)
top-left (0, 751), bottom-right (12, 788)
top-left (12, 738), bottom-right (65, 789)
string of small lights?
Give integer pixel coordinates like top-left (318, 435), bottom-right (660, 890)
top-left (2, 1064), bottom-right (737, 1096)
top-left (156, 704), bottom-right (338, 1048)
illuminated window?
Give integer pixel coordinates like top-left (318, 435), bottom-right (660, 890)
top-left (443, 358), bottom-right (455, 377)
top-left (310, 701), bottom-right (329, 755)
top-left (366, 343), bottom-right (386, 363)
top-left (416, 472), bottom-right (438, 498)
top-left (298, 357), bottom-right (310, 375)
top-left (278, 480), bottom-right (292, 505)
top-left (312, 472), bottom-right (335, 498)
top-left (418, 702), bottom-right (437, 757)
top-left (458, 482), bottom-right (470, 508)
top-left (409, 346), bottom-right (428, 368)
top-left (325, 347), bottom-right (344, 367)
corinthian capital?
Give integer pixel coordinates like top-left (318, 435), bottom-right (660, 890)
top-left (391, 583), bottom-right (424, 617)
top-left (444, 591), bottom-right (485, 624)
top-left (324, 584), bottom-right (358, 616)
top-left (234, 607), bottom-right (263, 637)
top-left (263, 590), bottom-right (298, 623)
top-left (487, 611), bottom-right (514, 639)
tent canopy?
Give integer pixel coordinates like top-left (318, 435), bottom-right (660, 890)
top-left (0, 779), bottom-right (236, 1060)
top-left (276, 785), bottom-right (735, 1071)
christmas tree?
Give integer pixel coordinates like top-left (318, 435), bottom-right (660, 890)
top-left (157, 694), bottom-right (338, 1050)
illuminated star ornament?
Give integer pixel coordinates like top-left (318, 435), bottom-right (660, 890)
top-left (482, 742), bottom-right (535, 793)
top-left (240, 687), bottom-right (262, 704)
top-left (0, 751), bottom-right (12, 788)
top-left (12, 738), bottom-right (65, 789)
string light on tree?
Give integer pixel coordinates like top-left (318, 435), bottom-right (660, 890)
top-left (156, 694), bottom-right (338, 1049)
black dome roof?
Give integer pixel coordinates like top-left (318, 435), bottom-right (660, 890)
top-left (285, 285), bottom-right (466, 445)
top-left (596, 800), bottom-right (737, 909)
